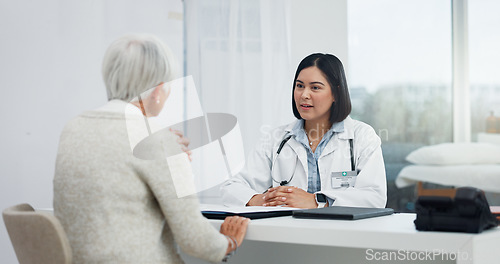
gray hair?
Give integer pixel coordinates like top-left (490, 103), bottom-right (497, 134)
top-left (102, 34), bottom-right (178, 101)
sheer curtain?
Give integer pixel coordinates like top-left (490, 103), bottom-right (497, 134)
top-left (184, 0), bottom-right (292, 202)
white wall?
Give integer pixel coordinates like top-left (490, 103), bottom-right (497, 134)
top-left (290, 0), bottom-right (348, 74)
top-left (0, 0), bottom-right (183, 262)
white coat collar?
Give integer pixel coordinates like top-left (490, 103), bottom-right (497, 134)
top-left (283, 117), bottom-right (355, 159)
top-left (284, 120), bottom-right (298, 133)
top-left (283, 116), bottom-right (354, 139)
top-left (338, 116), bottom-right (355, 140)
top-left (280, 117), bottom-right (353, 168)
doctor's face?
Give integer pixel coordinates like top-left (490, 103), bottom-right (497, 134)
top-left (293, 66), bottom-right (335, 124)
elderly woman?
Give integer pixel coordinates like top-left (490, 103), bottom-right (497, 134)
top-left (53, 34), bottom-right (248, 264)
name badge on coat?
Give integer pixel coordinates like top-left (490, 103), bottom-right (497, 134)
top-left (331, 171), bottom-right (357, 188)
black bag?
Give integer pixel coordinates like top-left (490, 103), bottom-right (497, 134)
top-left (414, 187), bottom-right (499, 233)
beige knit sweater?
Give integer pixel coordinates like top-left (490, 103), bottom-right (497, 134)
top-left (54, 100), bottom-right (227, 264)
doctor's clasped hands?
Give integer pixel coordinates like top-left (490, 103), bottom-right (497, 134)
top-left (248, 186), bottom-right (323, 208)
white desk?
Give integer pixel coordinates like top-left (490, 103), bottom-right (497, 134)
top-left (182, 213), bottom-right (500, 264)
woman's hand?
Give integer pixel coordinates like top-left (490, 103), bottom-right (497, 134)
top-left (263, 186), bottom-right (318, 209)
top-left (220, 216), bottom-right (250, 255)
top-left (261, 186), bottom-right (289, 206)
top-left (169, 128), bottom-right (192, 161)
top-left (246, 193), bottom-right (267, 206)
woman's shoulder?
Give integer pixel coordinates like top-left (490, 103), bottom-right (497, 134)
top-left (275, 120), bottom-right (297, 132)
top-left (267, 120), bottom-right (298, 139)
top-left (253, 120), bottom-right (298, 152)
top-left (345, 117), bottom-right (381, 146)
top-left (346, 116), bottom-right (376, 134)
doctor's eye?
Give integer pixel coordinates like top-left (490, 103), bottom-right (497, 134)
top-left (312, 86), bottom-right (320, 90)
top-left (295, 83), bottom-right (304, 89)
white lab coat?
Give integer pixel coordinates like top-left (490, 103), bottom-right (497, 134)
top-left (220, 116), bottom-right (387, 208)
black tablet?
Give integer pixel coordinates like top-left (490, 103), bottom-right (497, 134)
top-left (293, 206), bottom-right (394, 220)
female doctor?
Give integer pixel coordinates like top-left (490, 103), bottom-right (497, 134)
top-left (221, 53), bottom-right (387, 209)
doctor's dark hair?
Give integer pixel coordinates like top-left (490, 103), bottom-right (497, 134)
top-left (292, 53), bottom-right (351, 124)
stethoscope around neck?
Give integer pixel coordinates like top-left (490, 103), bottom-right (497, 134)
top-left (270, 133), bottom-right (355, 186)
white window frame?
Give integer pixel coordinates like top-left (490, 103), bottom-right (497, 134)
top-left (452, 0), bottom-right (471, 142)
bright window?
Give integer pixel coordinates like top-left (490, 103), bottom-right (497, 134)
top-left (348, 0), bottom-right (452, 210)
top-left (469, 0), bottom-right (500, 138)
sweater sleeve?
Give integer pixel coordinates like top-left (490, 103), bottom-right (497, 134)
top-left (139, 133), bottom-right (229, 263)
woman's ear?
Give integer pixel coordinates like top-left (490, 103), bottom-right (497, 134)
top-left (151, 83), bottom-right (165, 103)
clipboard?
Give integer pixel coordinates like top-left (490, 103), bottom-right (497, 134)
top-left (202, 210), bottom-right (294, 220)
top-left (293, 206), bottom-right (394, 220)
top-left (201, 205), bottom-right (297, 220)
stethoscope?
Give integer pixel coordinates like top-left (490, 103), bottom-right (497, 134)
top-left (270, 133), bottom-right (355, 186)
